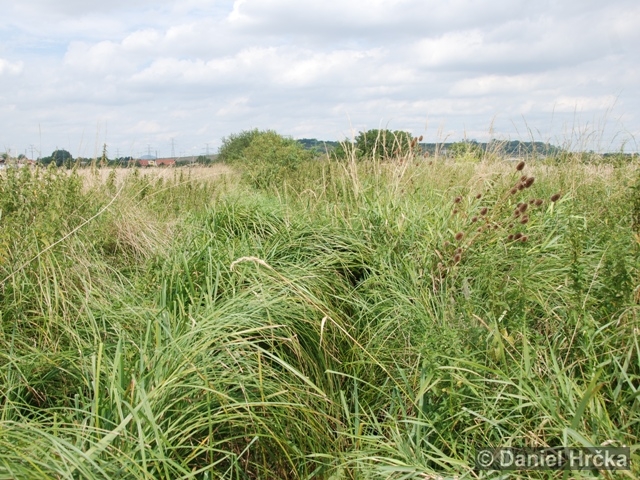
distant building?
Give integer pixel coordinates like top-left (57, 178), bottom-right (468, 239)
top-left (135, 157), bottom-right (175, 167)
top-left (155, 158), bottom-right (176, 167)
top-left (0, 157), bottom-right (36, 169)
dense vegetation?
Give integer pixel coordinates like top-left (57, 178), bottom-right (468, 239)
top-left (0, 139), bottom-right (638, 478)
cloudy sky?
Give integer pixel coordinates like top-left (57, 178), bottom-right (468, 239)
top-left (1, 0), bottom-right (638, 158)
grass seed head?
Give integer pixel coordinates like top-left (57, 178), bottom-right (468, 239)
top-left (520, 216), bottom-right (529, 224)
top-left (455, 232), bottom-right (464, 241)
top-left (535, 198), bottom-right (543, 206)
top-left (480, 207), bottom-right (488, 215)
top-left (454, 196), bottom-right (462, 203)
top-left (551, 193), bottom-right (561, 202)
top-left (516, 161), bottom-right (526, 171)
top-left (524, 177), bottom-right (535, 188)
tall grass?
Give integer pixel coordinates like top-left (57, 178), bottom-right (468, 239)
top-left (0, 154), bottom-right (638, 479)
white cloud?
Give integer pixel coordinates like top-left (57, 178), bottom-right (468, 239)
top-left (0, 59), bottom-right (23, 75)
top-left (450, 74), bottom-right (545, 96)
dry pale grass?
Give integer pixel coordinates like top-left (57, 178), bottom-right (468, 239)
top-left (77, 164), bottom-right (234, 190)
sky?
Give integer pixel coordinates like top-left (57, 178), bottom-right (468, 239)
top-left (0, 0), bottom-right (638, 159)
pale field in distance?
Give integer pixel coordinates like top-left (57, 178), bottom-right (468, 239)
top-left (75, 164), bottom-right (235, 189)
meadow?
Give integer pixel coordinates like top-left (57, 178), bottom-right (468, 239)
top-left (0, 148), bottom-right (638, 479)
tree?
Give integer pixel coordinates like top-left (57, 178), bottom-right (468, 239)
top-left (240, 131), bottom-right (313, 168)
top-left (219, 129), bottom-right (314, 189)
top-left (334, 129), bottom-right (415, 161)
top-left (40, 149), bottom-right (73, 167)
top-left (448, 140), bottom-right (484, 161)
top-left (218, 129), bottom-right (264, 163)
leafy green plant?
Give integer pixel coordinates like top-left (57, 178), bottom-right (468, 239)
top-left (218, 129), bottom-right (314, 190)
top-left (448, 139), bottom-right (484, 161)
top-left (334, 129), bottom-right (417, 161)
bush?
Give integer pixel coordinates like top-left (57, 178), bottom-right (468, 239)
top-left (334, 129), bottom-right (415, 161)
top-left (219, 129), bottom-right (315, 189)
top-left (448, 140), bottom-right (484, 161)
top-left (218, 129), bottom-right (264, 163)
top-left (39, 149), bottom-right (74, 168)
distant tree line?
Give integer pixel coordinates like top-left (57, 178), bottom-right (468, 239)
top-left (296, 137), bottom-right (566, 158)
top-left (35, 148), bottom-right (217, 168)
top-left (22, 137), bottom-right (638, 170)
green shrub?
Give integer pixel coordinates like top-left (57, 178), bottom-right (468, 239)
top-left (219, 129), bottom-right (314, 189)
top-left (217, 129), bottom-right (264, 163)
top-left (334, 129), bottom-right (415, 161)
top-left (448, 139), bottom-right (484, 161)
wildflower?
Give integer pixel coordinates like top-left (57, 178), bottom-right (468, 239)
top-left (535, 199), bottom-right (543, 206)
top-left (514, 232), bottom-right (523, 240)
top-left (455, 232), bottom-right (464, 241)
top-left (452, 209), bottom-right (458, 214)
top-left (519, 203), bottom-right (528, 213)
top-left (516, 161), bottom-right (526, 171)
top-left (524, 177), bottom-right (535, 188)
top-left (454, 196), bottom-right (462, 203)
top-left (471, 216), bottom-right (478, 223)
top-left (551, 193), bottom-right (561, 202)
top-left (507, 234), bottom-right (514, 240)
top-left (418, 135), bottom-right (424, 142)
top-left (520, 216), bottom-right (529, 224)
top-left (520, 235), bottom-right (528, 242)
top-left (453, 253), bottom-right (462, 264)
top-left (480, 207), bottom-right (488, 215)
top-left (510, 187), bottom-right (518, 195)
top-left (476, 193), bottom-right (482, 199)
top-left (520, 175), bottom-right (528, 182)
